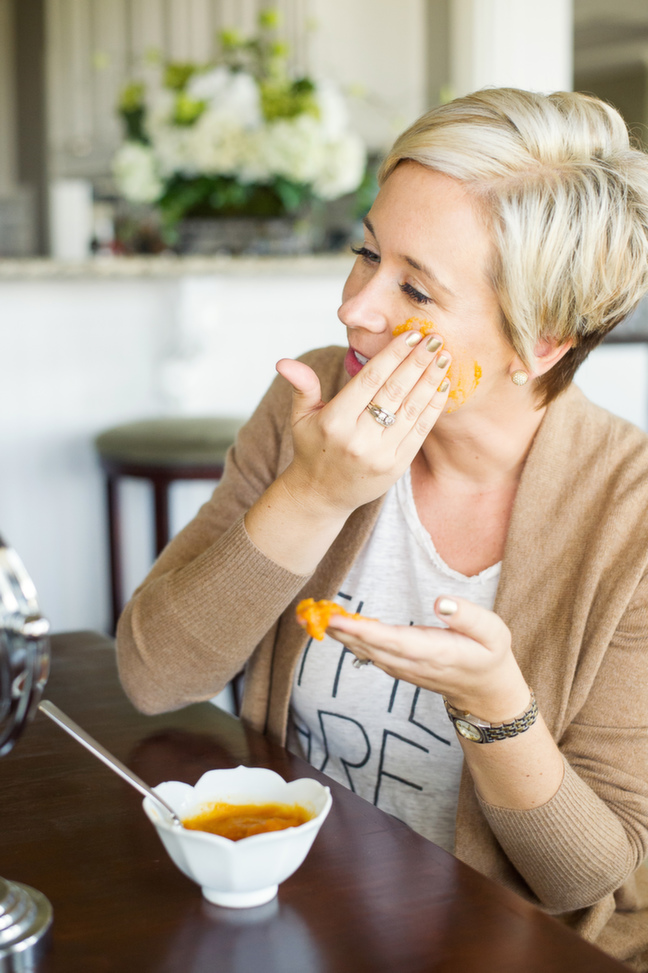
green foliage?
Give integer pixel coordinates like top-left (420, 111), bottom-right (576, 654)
top-left (157, 174), bottom-right (313, 226)
top-left (353, 157), bottom-right (380, 217)
top-left (117, 83), bottom-right (148, 143)
top-left (119, 81), bottom-right (146, 113)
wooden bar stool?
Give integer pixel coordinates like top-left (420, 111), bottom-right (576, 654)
top-left (95, 416), bottom-right (244, 633)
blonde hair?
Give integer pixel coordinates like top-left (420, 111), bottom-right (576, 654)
top-left (379, 88), bottom-right (648, 404)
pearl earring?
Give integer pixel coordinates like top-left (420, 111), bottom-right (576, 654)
top-left (511, 370), bottom-right (528, 387)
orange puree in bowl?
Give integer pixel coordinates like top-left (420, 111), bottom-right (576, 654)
top-left (183, 802), bottom-right (312, 841)
top-left (296, 598), bottom-right (364, 640)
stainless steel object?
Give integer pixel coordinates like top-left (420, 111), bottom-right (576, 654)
top-left (0, 536), bottom-right (52, 971)
top-left (0, 541), bottom-right (50, 757)
top-left (38, 700), bottom-right (183, 827)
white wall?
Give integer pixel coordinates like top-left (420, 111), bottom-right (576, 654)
top-left (0, 260), bottom-right (352, 633)
top-left (308, 0), bottom-right (429, 150)
top-left (450, 0), bottom-right (573, 95)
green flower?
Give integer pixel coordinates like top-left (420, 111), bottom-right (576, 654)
top-left (260, 78), bottom-right (318, 121)
top-left (173, 92), bottom-right (206, 126)
top-left (218, 28), bottom-right (244, 51)
top-left (119, 82), bottom-right (146, 114)
top-left (258, 8), bottom-right (281, 30)
top-left (164, 62), bottom-right (197, 91)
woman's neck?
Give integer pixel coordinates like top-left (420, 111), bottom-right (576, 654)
top-left (418, 399), bottom-right (547, 489)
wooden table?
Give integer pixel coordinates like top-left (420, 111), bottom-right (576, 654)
top-left (1, 631), bottom-right (628, 973)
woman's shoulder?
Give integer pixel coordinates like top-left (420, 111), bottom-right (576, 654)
top-left (546, 383), bottom-right (648, 459)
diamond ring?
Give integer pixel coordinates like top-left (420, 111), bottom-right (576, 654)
top-left (366, 402), bottom-right (396, 428)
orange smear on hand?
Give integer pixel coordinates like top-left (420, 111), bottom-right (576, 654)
top-left (296, 598), bottom-right (364, 640)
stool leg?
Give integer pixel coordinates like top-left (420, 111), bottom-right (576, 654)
top-left (106, 474), bottom-right (123, 634)
top-left (152, 477), bottom-right (171, 557)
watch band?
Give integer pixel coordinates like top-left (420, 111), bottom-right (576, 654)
top-left (443, 689), bottom-right (538, 744)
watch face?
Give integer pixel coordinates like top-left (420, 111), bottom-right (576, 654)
top-left (455, 719), bottom-right (483, 743)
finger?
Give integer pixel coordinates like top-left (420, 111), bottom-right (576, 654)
top-left (397, 371), bottom-right (452, 454)
top-left (357, 336), bottom-right (451, 442)
top-left (434, 596), bottom-right (510, 655)
top-left (358, 333), bottom-right (447, 417)
top-left (330, 332), bottom-right (428, 417)
top-left (396, 345), bottom-right (451, 426)
top-left (276, 358), bottom-right (324, 419)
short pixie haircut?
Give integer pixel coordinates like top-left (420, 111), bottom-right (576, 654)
top-left (379, 88), bottom-right (648, 405)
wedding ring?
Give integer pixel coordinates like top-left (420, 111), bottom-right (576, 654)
top-left (352, 657), bottom-right (373, 669)
top-left (366, 402), bottom-right (396, 428)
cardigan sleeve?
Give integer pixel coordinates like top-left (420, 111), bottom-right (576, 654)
top-left (115, 364), bottom-right (313, 714)
top-left (477, 568), bottom-right (648, 913)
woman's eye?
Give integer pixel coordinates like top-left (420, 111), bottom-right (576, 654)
top-left (400, 282), bottom-right (433, 305)
top-left (350, 245), bottom-right (380, 264)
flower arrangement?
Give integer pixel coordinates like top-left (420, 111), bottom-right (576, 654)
top-left (112, 9), bottom-right (367, 237)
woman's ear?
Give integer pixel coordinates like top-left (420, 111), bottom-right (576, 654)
top-left (528, 336), bottom-right (573, 377)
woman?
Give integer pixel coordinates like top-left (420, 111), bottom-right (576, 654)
top-left (117, 88), bottom-right (648, 968)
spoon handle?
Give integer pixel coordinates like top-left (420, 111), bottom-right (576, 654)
top-left (38, 700), bottom-right (183, 827)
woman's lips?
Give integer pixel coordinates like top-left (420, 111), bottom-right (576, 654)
top-left (345, 348), bottom-right (369, 377)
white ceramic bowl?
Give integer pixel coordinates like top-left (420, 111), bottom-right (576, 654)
top-left (143, 765), bottom-right (332, 908)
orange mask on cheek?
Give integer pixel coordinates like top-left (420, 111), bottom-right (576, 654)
top-left (392, 317), bottom-right (436, 337)
top-left (392, 318), bottom-right (482, 412)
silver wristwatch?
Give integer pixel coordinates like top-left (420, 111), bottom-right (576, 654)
top-left (443, 690), bottom-right (538, 744)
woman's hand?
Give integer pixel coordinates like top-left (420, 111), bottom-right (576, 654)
top-left (325, 597), bottom-right (565, 813)
top-left (325, 596), bottom-right (531, 722)
top-left (275, 331), bottom-right (451, 518)
top-left (244, 332), bottom-right (450, 576)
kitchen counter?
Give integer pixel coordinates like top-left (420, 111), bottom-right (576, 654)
top-left (0, 253), bottom-right (354, 279)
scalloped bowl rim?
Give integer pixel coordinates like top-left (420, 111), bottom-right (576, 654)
top-left (143, 765), bottom-right (332, 847)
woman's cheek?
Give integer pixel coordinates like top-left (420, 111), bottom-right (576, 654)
top-left (445, 360), bottom-right (482, 413)
top-left (391, 319), bottom-right (482, 413)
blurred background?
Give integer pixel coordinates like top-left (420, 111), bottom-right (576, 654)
top-left (1, 0), bottom-right (648, 635)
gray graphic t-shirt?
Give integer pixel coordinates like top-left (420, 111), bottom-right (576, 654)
top-left (287, 468), bottom-right (500, 852)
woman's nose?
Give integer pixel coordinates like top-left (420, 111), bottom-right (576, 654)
top-left (337, 274), bottom-right (391, 333)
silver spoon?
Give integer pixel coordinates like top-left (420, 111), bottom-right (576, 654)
top-left (38, 700), bottom-right (183, 828)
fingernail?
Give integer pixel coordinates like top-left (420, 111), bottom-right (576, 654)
top-left (438, 378), bottom-right (450, 393)
top-left (437, 355), bottom-right (449, 369)
top-left (405, 331), bottom-right (423, 347)
top-left (438, 598), bottom-right (458, 615)
top-left (426, 337), bottom-right (442, 353)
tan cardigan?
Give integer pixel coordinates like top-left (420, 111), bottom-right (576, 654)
top-left (117, 346), bottom-right (648, 969)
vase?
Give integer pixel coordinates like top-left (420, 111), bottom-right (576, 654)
top-left (175, 216), bottom-right (321, 256)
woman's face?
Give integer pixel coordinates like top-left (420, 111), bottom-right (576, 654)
top-left (338, 161), bottom-right (516, 414)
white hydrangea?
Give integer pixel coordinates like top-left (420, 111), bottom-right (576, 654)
top-left (261, 115), bottom-right (328, 185)
top-left (114, 67), bottom-right (367, 206)
top-left (187, 67), bottom-right (261, 129)
top-left (112, 142), bottom-right (163, 203)
top-left (185, 111), bottom-right (258, 177)
top-left (314, 133), bottom-right (367, 199)
top-left (312, 80), bottom-right (350, 140)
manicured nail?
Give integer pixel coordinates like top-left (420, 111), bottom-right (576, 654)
top-left (405, 331), bottom-right (423, 347)
top-left (438, 378), bottom-right (450, 393)
top-left (437, 355), bottom-right (449, 369)
top-left (438, 598), bottom-right (458, 615)
top-left (426, 337), bottom-right (442, 353)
